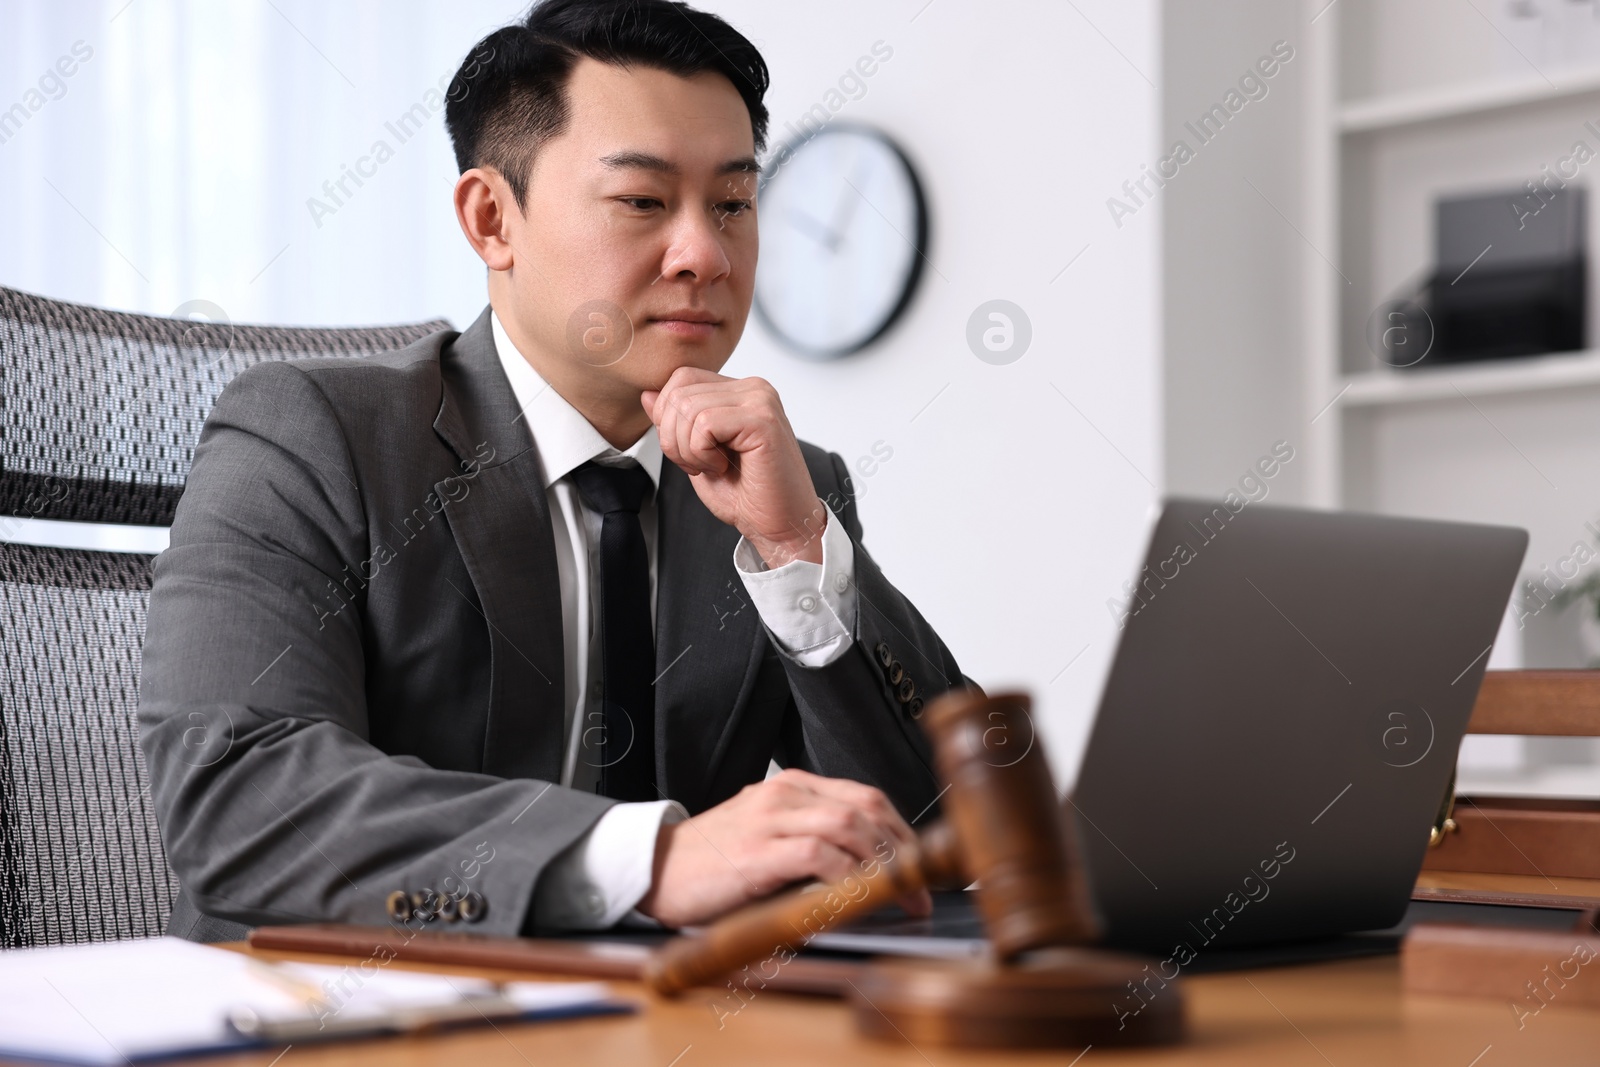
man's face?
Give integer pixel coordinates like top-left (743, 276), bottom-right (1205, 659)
top-left (505, 58), bottom-right (759, 397)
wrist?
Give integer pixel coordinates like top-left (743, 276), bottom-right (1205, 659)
top-left (636, 818), bottom-right (678, 921)
top-left (747, 500), bottom-right (828, 568)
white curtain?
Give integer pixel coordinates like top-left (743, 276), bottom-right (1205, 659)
top-left (0, 0), bottom-right (530, 330)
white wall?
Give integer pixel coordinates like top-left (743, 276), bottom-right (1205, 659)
top-left (712, 0), bottom-right (1162, 784)
top-left (0, 1), bottom-right (1163, 786)
top-left (1161, 0), bottom-right (1310, 505)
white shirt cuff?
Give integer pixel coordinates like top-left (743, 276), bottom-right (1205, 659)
top-left (733, 499), bottom-right (858, 668)
top-left (530, 799), bottom-right (686, 931)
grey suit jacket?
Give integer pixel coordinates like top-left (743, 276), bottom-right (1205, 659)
top-left (138, 307), bottom-right (966, 942)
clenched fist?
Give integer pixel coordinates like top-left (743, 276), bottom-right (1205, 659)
top-left (642, 367), bottom-right (828, 568)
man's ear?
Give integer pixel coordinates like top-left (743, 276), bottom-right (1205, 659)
top-left (454, 167), bottom-right (518, 272)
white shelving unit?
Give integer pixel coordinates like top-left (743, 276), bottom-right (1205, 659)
top-left (1337, 67), bottom-right (1600, 134)
top-left (1330, 60), bottom-right (1600, 420)
top-left (1305, 5), bottom-right (1600, 523)
top-left (1341, 349), bottom-right (1600, 407)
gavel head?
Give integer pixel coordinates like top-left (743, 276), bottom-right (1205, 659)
top-left (922, 689), bottom-right (1101, 959)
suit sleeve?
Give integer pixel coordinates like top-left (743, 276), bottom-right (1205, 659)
top-left (137, 361), bottom-right (613, 936)
top-left (774, 448), bottom-right (977, 823)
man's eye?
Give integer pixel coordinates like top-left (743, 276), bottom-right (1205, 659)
top-left (621, 197), bottom-right (662, 211)
top-left (717, 200), bottom-right (752, 217)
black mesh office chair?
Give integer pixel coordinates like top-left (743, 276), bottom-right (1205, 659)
top-left (0, 284), bottom-right (450, 947)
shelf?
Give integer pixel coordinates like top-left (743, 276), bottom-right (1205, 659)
top-left (1456, 765), bottom-right (1600, 800)
top-left (1339, 67), bottom-right (1600, 134)
top-left (1340, 349), bottom-right (1600, 408)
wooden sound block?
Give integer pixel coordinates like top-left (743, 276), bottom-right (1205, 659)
top-left (848, 948), bottom-right (1185, 1049)
top-left (1403, 922), bottom-right (1600, 1011)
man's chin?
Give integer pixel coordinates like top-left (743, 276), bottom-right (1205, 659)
top-left (628, 345), bottom-right (734, 389)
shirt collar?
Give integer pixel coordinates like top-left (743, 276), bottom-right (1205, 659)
top-left (491, 309), bottom-right (663, 491)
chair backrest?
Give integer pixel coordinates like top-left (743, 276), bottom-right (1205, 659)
top-left (0, 284), bottom-right (451, 947)
top-left (0, 544), bottom-right (166, 945)
top-left (1, 284), bottom-right (451, 526)
top-left (1418, 670), bottom-right (1600, 884)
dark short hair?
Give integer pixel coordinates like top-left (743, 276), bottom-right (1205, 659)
top-left (444, 0), bottom-right (770, 209)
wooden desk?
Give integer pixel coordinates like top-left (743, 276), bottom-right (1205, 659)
top-left (160, 938), bottom-right (1600, 1066)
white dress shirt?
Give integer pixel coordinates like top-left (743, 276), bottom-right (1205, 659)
top-left (489, 312), bottom-right (859, 929)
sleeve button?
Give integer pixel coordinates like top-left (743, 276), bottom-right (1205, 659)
top-left (458, 890), bottom-right (488, 923)
top-left (887, 661), bottom-right (905, 686)
top-left (798, 594), bottom-right (818, 613)
top-left (874, 642), bottom-right (893, 668)
top-left (908, 697), bottom-right (925, 719)
top-left (386, 890), bottom-right (412, 923)
top-left (411, 888), bottom-right (441, 922)
top-left (834, 574), bottom-right (850, 593)
top-left (897, 678), bottom-right (916, 703)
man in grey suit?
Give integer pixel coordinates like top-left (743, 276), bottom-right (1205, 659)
top-left (139, 0), bottom-right (966, 942)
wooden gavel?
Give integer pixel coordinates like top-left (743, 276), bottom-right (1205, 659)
top-left (644, 689), bottom-right (1186, 1049)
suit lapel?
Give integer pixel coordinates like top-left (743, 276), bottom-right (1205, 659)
top-left (653, 461), bottom-right (764, 809)
top-left (432, 308), bottom-right (566, 780)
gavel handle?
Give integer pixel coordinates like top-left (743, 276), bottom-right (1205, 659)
top-left (645, 847), bottom-right (926, 996)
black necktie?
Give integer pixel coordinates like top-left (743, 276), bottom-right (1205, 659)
top-left (570, 461), bottom-right (657, 801)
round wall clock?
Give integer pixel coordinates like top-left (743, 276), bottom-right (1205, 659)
top-left (753, 124), bottom-right (928, 359)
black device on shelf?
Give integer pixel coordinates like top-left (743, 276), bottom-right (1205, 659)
top-left (1386, 185), bottom-right (1587, 370)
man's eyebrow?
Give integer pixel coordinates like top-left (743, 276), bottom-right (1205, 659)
top-left (598, 151), bottom-right (761, 176)
top-left (600, 150), bottom-right (677, 173)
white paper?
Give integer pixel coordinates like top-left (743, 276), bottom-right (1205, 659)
top-left (0, 936), bottom-right (618, 1065)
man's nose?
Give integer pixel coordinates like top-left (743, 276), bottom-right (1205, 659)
top-left (658, 206), bottom-right (734, 285)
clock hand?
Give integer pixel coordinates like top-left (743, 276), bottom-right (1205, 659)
top-left (785, 208), bottom-right (841, 253)
top-left (830, 166), bottom-right (870, 245)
